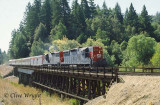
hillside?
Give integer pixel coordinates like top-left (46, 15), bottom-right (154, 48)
top-left (86, 75), bottom-right (160, 105)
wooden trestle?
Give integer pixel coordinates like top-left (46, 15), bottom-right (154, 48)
top-left (14, 66), bottom-right (118, 104)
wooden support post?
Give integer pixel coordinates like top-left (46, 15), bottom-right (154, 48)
top-left (73, 78), bottom-right (77, 93)
top-left (77, 79), bottom-right (80, 96)
top-left (82, 79), bottom-right (85, 97)
top-left (102, 81), bottom-right (106, 98)
top-left (88, 80), bottom-right (91, 99)
top-left (92, 81), bottom-right (96, 98)
top-left (66, 77), bottom-right (69, 93)
top-left (97, 81), bottom-right (101, 96)
top-left (69, 77), bottom-right (73, 93)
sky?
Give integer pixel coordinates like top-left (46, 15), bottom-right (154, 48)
top-left (0, 0), bottom-right (160, 52)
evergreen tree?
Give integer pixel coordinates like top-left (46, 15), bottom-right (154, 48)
top-left (0, 49), bottom-right (2, 64)
top-left (153, 12), bottom-right (160, 24)
top-left (13, 33), bottom-right (29, 58)
top-left (40, 0), bottom-right (52, 35)
top-left (123, 8), bottom-right (128, 25)
top-left (111, 16), bottom-right (124, 43)
top-left (51, 0), bottom-right (71, 37)
top-left (50, 22), bottom-right (67, 40)
top-left (139, 5), bottom-right (154, 35)
top-left (30, 39), bottom-right (45, 56)
top-left (125, 3), bottom-right (139, 33)
top-left (96, 28), bottom-right (107, 39)
top-left (34, 23), bottom-right (47, 42)
top-left (114, 3), bottom-right (123, 24)
top-left (81, 0), bottom-right (91, 19)
top-left (71, 0), bottom-right (86, 39)
top-left (9, 29), bottom-right (18, 59)
top-left (25, 1), bottom-right (41, 44)
top-left (102, 1), bottom-right (109, 16)
top-left (88, 0), bottom-right (96, 18)
top-left (51, 0), bottom-right (62, 27)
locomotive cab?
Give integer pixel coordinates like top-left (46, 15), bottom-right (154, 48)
top-left (88, 46), bottom-right (106, 67)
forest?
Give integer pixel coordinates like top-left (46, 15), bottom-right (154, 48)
top-left (7, 0), bottom-right (160, 67)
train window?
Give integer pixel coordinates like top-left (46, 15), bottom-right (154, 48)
top-left (71, 49), bottom-right (77, 55)
top-left (63, 51), bottom-right (70, 56)
top-left (85, 48), bottom-right (89, 58)
top-left (51, 53), bottom-right (55, 56)
top-left (71, 51), bottom-right (77, 55)
top-left (45, 54), bottom-right (50, 63)
top-left (55, 53), bottom-right (59, 57)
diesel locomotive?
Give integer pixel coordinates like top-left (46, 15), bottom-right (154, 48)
top-left (9, 46), bottom-right (107, 67)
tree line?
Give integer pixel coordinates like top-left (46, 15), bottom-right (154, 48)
top-left (8, 0), bottom-right (160, 67)
top-left (0, 49), bottom-right (9, 64)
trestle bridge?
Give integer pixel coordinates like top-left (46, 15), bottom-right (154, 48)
top-left (13, 65), bottom-right (118, 104)
top-left (12, 65), bottom-right (160, 104)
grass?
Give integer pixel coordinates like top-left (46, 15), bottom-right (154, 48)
top-left (0, 78), bottom-right (74, 105)
top-left (119, 67), bottom-right (160, 73)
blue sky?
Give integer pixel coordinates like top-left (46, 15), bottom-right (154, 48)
top-left (0, 0), bottom-right (160, 52)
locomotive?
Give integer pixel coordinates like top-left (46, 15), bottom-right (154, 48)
top-left (9, 46), bottom-right (107, 67)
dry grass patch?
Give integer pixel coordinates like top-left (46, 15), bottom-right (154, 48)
top-left (0, 77), bottom-right (72, 105)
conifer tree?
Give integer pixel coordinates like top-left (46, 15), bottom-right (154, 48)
top-left (71, 0), bottom-right (86, 39)
top-left (81, 0), bottom-right (91, 19)
top-left (88, 0), bottom-right (96, 18)
top-left (40, 0), bottom-right (52, 35)
top-left (125, 3), bottom-right (139, 33)
top-left (114, 3), bottom-right (123, 24)
top-left (139, 5), bottom-right (153, 35)
top-left (34, 23), bottom-right (47, 42)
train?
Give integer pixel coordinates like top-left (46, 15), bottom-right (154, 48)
top-left (9, 46), bottom-right (107, 67)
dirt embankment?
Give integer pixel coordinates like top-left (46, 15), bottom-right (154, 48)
top-left (0, 65), bottom-right (13, 77)
top-left (86, 76), bottom-right (160, 105)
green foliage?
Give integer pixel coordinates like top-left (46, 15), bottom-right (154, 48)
top-left (108, 40), bottom-right (122, 65)
top-left (50, 22), bottom-right (67, 40)
top-left (124, 3), bottom-right (139, 33)
top-left (34, 23), bottom-right (47, 42)
top-left (122, 34), bottom-right (157, 67)
top-left (69, 98), bottom-right (79, 105)
top-left (0, 49), bottom-right (2, 64)
top-left (71, 1), bottom-right (86, 39)
top-left (81, 0), bottom-right (91, 19)
top-left (30, 39), bottom-right (45, 56)
top-left (96, 28), bottom-right (107, 39)
top-left (88, 0), bottom-right (96, 18)
top-left (114, 3), bottom-right (123, 24)
top-left (151, 43), bottom-right (160, 67)
top-left (48, 37), bottom-right (80, 53)
top-left (139, 5), bottom-right (154, 35)
top-left (102, 1), bottom-right (108, 16)
top-left (11, 32), bottom-right (29, 59)
top-left (9, 0), bottom-right (160, 67)
top-left (152, 22), bottom-right (160, 42)
top-left (76, 33), bottom-right (87, 44)
top-left (40, 0), bottom-right (52, 35)
top-left (120, 41), bottom-right (127, 51)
